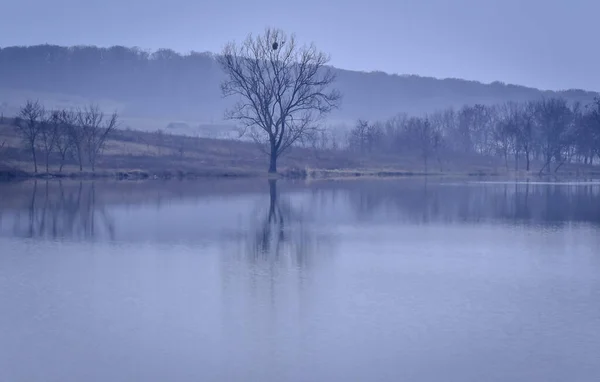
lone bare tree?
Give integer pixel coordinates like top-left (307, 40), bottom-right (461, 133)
top-left (219, 28), bottom-right (340, 173)
top-left (14, 100), bottom-right (45, 173)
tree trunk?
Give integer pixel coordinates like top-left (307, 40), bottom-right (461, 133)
top-left (59, 153), bottom-right (65, 173)
top-left (436, 152), bottom-right (443, 172)
top-left (541, 151), bottom-right (552, 174)
top-left (554, 155), bottom-right (571, 173)
top-left (267, 179), bottom-right (279, 228)
top-left (525, 149), bottom-right (530, 171)
top-left (268, 146), bottom-right (277, 174)
top-left (46, 153), bottom-right (50, 174)
top-left (538, 158), bottom-right (551, 176)
top-left (28, 180), bottom-right (38, 236)
top-left (269, 179), bottom-right (277, 207)
top-left (31, 144), bottom-right (38, 173)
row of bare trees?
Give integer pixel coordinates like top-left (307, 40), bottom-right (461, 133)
top-left (12, 100), bottom-right (118, 173)
top-left (347, 97), bottom-right (600, 173)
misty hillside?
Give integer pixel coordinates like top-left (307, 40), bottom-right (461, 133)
top-left (0, 45), bottom-right (598, 131)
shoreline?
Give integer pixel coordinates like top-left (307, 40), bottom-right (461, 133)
top-left (2, 166), bottom-right (600, 183)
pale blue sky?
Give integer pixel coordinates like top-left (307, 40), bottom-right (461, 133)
top-left (1, 0), bottom-right (598, 91)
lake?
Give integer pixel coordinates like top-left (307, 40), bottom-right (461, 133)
top-left (1, 178), bottom-right (599, 382)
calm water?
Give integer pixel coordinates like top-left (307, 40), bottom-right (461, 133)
top-left (1, 179), bottom-right (599, 382)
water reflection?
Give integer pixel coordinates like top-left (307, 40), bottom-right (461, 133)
top-left (1, 179), bottom-right (599, 243)
top-left (1, 178), bottom-right (600, 382)
top-left (0, 180), bottom-right (115, 240)
top-left (340, 179), bottom-right (600, 227)
top-left (224, 180), bottom-right (333, 268)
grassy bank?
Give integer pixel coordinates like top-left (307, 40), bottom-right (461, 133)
top-left (1, 123), bottom-right (599, 181)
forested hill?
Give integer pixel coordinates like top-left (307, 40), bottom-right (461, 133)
top-left (0, 45), bottom-right (597, 128)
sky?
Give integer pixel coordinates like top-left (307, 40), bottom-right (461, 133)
top-left (1, 0), bottom-right (598, 91)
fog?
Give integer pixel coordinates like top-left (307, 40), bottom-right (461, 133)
top-left (1, 0), bottom-right (599, 91)
top-left (0, 45), bottom-right (598, 132)
top-left (1, 4), bottom-right (600, 380)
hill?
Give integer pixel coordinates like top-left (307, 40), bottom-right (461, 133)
top-left (0, 45), bottom-right (598, 131)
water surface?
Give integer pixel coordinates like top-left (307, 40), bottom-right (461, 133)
top-left (1, 179), bottom-right (599, 382)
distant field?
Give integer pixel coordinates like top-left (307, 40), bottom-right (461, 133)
top-left (0, 123), bottom-right (369, 178)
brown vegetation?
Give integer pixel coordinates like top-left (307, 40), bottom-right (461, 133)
top-left (2, 118), bottom-right (599, 181)
top-left (0, 121), bottom-right (370, 179)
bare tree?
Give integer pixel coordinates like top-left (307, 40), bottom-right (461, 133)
top-left (55, 109), bottom-right (77, 172)
top-left (316, 130), bottom-right (331, 151)
top-left (14, 100), bottom-right (45, 173)
top-left (219, 28), bottom-right (341, 173)
top-left (471, 104), bottom-right (496, 155)
top-left (516, 101), bottom-right (536, 171)
top-left (77, 105), bottom-right (118, 172)
top-left (454, 105), bottom-right (476, 153)
top-left (429, 117), bottom-right (444, 171)
top-left (575, 97), bottom-right (600, 165)
top-left (428, 111), bottom-right (451, 171)
top-left (590, 97), bottom-right (600, 162)
top-left (174, 136), bottom-right (187, 158)
top-left (298, 127), bottom-right (331, 159)
top-left (0, 140), bottom-right (6, 163)
top-left (533, 98), bottom-right (573, 174)
top-left (67, 114), bottom-right (87, 172)
top-left (154, 129), bottom-right (165, 156)
top-left (406, 117), bottom-right (441, 172)
top-left (348, 119), bottom-right (370, 153)
top-left (495, 103), bottom-right (519, 170)
top-left (39, 111), bottom-right (62, 173)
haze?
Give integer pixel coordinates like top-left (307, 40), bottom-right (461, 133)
top-left (1, 0), bottom-right (598, 91)
top-left (1, 1), bottom-right (600, 381)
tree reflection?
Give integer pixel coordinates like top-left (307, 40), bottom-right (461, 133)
top-left (223, 179), bottom-right (335, 270)
top-left (344, 179), bottom-right (600, 227)
top-left (252, 180), bottom-right (286, 257)
top-left (6, 180), bottom-right (115, 240)
top-left (249, 180), bottom-right (313, 267)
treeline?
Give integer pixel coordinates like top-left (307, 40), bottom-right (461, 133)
top-left (0, 45), bottom-right (597, 121)
top-left (0, 45), bottom-right (220, 99)
top-left (4, 97), bottom-right (600, 176)
top-left (347, 97), bottom-right (600, 173)
top-left (0, 45), bottom-right (222, 120)
top-left (9, 101), bottom-right (118, 173)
